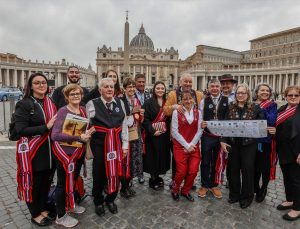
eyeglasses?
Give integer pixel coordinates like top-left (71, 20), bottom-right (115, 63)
top-left (108, 75), bottom-right (117, 78)
top-left (32, 81), bottom-right (47, 86)
top-left (287, 94), bottom-right (299, 98)
top-left (69, 93), bottom-right (81, 97)
top-left (236, 92), bottom-right (247, 95)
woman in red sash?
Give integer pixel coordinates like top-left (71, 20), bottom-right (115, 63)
top-left (143, 81), bottom-right (170, 190)
top-left (171, 90), bottom-right (202, 201)
top-left (253, 83), bottom-right (277, 203)
top-left (120, 78), bottom-right (145, 198)
top-left (51, 84), bottom-right (93, 227)
top-left (274, 86), bottom-right (300, 221)
top-left (14, 73), bottom-right (57, 227)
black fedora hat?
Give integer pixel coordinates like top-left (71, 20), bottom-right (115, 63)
top-left (219, 74), bottom-right (238, 83)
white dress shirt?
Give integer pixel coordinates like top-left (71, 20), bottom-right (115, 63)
top-left (86, 97), bottom-right (129, 150)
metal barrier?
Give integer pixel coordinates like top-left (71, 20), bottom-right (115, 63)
top-left (0, 98), bottom-right (17, 136)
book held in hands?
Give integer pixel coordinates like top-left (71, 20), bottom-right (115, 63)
top-left (60, 113), bottom-right (89, 148)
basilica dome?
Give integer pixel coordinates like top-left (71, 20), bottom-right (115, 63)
top-left (130, 24), bottom-right (154, 53)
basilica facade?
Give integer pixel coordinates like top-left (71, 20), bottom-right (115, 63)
top-left (96, 18), bottom-right (180, 89)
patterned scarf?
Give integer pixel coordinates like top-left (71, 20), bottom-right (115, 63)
top-left (94, 126), bottom-right (123, 194)
top-left (51, 107), bottom-right (86, 210)
top-left (16, 96), bottom-right (56, 202)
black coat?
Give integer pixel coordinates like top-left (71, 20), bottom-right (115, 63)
top-left (276, 104), bottom-right (300, 164)
top-left (14, 97), bottom-right (54, 171)
top-left (82, 86), bottom-right (100, 105)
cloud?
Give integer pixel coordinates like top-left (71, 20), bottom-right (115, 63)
top-left (0, 0), bottom-right (299, 70)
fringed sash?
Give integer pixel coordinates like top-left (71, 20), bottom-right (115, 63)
top-left (270, 106), bottom-right (297, 180)
top-left (153, 101), bottom-right (167, 123)
top-left (51, 107), bottom-right (86, 210)
top-left (16, 96), bottom-right (56, 202)
top-left (94, 126), bottom-right (123, 194)
top-left (52, 142), bottom-right (84, 210)
top-left (214, 148), bottom-right (228, 184)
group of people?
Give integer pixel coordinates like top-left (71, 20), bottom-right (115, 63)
top-left (13, 66), bottom-right (300, 228)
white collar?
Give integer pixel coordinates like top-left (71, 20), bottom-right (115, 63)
top-left (100, 96), bottom-right (116, 105)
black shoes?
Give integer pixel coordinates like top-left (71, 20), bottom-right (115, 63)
top-left (156, 177), bottom-right (164, 187)
top-left (191, 185), bottom-right (197, 191)
top-left (106, 202), bottom-right (118, 214)
top-left (149, 178), bottom-right (161, 191)
top-left (31, 217), bottom-right (52, 227)
top-left (138, 177), bottom-right (145, 184)
top-left (240, 199), bottom-right (253, 209)
top-left (120, 188), bottom-right (132, 199)
top-left (181, 193), bottom-right (194, 202)
top-left (282, 212), bottom-right (300, 221)
top-left (277, 203), bottom-right (293, 210)
top-left (228, 198), bottom-right (239, 204)
top-left (256, 188), bottom-right (267, 203)
top-left (171, 192), bottom-right (180, 201)
top-left (95, 204), bottom-right (105, 217)
top-left (45, 212), bottom-right (56, 221)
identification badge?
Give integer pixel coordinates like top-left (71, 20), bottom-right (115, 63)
top-left (107, 151), bottom-right (117, 161)
top-left (209, 104), bottom-right (214, 109)
top-left (18, 139), bottom-right (29, 154)
top-left (115, 107), bottom-right (120, 113)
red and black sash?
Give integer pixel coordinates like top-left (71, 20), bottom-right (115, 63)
top-left (16, 96), bottom-right (56, 202)
top-left (94, 126), bottom-right (123, 194)
top-left (215, 148), bottom-right (228, 184)
top-left (152, 101), bottom-right (167, 124)
top-left (270, 105), bottom-right (297, 180)
top-left (52, 107), bottom-right (87, 210)
top-left (260, 99), bottom-right (273, 109)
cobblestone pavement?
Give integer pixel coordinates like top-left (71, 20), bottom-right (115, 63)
top-left (0, 141), bottom-right (299, 229)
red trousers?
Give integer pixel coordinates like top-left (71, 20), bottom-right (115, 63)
top-left (173, 146), bottom-right (201, 195)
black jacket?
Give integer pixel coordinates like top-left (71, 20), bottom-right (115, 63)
top-left (276, 104), bottom-right (300, 164)
top-left (82, 85), bottom-right (100, 105)
top-left (221, 102), bottom-right (265, 146)
top-left (14, 97), bottom-right (54, 171)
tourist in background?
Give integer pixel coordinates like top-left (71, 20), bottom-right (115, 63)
top-left (253, 83), bottom-right (277, 203)
top-left (275, 86), bottom-right (300, 221)
top-left (51, 84), bottom-right (94, 227)
top-left (120, 77), bottom-right (145, 198)
top-left (15, 73), bottom-right (57, 226)
top-left (143, 81), bottom-right (170, 190)
top-left (221, 83), bottom-right (265, 209)
top-left (171, 90), bottom-right (202, 201)
top-left (86, 78), bottom-right (128, 217)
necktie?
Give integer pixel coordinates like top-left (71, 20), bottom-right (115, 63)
top-left (213, 98), bottom-right (218, 106)
top-left (106, 102), bottom-right (112, 112)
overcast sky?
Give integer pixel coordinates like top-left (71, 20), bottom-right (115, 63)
top-left (0, 0), bottom-right (299, 70)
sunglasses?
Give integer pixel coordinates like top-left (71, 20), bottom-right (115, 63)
top-left (287, 94), bottom-right (299, 98)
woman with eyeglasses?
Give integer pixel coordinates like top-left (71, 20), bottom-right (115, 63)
top-left (14, 73), bottom-right (57, 227)
top-left (253, 83), bottom-right (277, 203)
top-left (119, 77), bottom-right (145, 199)
top-left (51, 84), bottom-right (94, 228)
top-left (221, 83), bottom-right (265, 209)
top-left (274, 86), bottom-right (300, 221)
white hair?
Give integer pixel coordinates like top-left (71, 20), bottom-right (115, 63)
top-left (180, 72), bottom-right (192, 81)
top-left (98, 78), bottom-right (114, 88)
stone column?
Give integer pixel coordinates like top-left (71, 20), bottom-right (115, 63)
top-left (56, 72), bottom-right (62, 87)
top-left (117, 66), bottom-right (120, 77)
top-left (249, 75), bottom-right (253, 90)
top-left (284, 74), bottom-right (288, 88)
top-left (141, 65), bottom-right (144, 74)
top-left (133, 65), bottom-right (136, 78)
top-left (146, 65), bottom-right (149, 85)
top-left (20, 70), bottom-right (25, 88)
top-left (202, 76), bottom-right (205, 91)
top-left (279, 74), bottom-right (282, 93)
top-left (0, 67), bottom-right (2, 87)
top-left (156, 66), bottom-right (159, 81)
